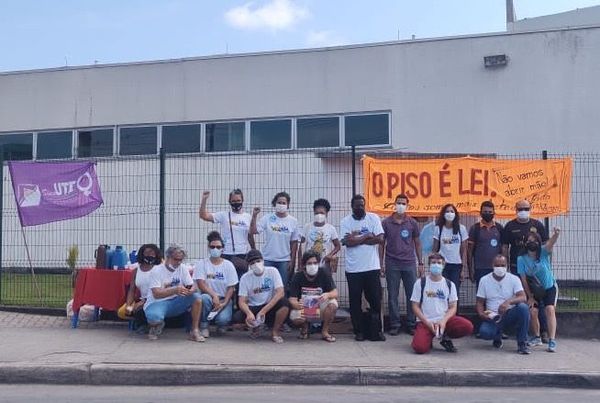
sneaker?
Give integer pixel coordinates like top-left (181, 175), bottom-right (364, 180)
top-left (527, 336), bottom-right (543, 347)
top-left (388, 327), bottom-right (401, 336)
top-left (517, 342), bottom-right (532, 355)
top-left (440, 338), bottom-right (457, 353)
top-left (200, 328), bottom-right (210, 338)
top-left (501, 332), bottom-right (509, 340)
top-left (547, 339), bottom-right (557, 353)
top-left (541, 331), bottom-right (550, 344)
top-left (354, 333), bottom-right (365, 342)
top-left (492, 339), bottom-right (503, 349)
top-left (148, 322), bottom-right (165, 341)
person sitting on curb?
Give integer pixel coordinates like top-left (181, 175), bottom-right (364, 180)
top-left (193, 231), bottom-right (238, 338)
top-left (144, 244), bottom-right (204, 342)
top-left (476, 254), bottom-right (531, 354)
top-left (410, 253), bottom-right (473, 354)
top-left (236, 249), bottom-right (290, 343)
top-left (288, 250), bottom-right (339, 342)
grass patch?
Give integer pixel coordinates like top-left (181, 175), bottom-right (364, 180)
top-left (0, 273), bottom-right (72, 308)
top-left (558, 287), bottom-right (600, 312)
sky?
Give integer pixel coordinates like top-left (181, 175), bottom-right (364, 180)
top-left (1, 0), bottom-right (599, 72)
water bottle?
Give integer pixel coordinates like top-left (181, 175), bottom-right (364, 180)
top-left (105, 246), bottom-right (114, 270)
top-left (114, 245), bottom-right (128, 270)
top-left (129, 250), bottom-right (137, 267)
top-left (95, 245), bottom-right (107, 269)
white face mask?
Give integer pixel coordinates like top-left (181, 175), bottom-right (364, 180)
top-left (314, 213), bottom-right (326, 224)
top-left (493, 266), bottom-right (507, 278)
top-left (444, 212), bottom-right (456, 222)
top-left (275, 203), bottom-right (288, 213)
top-left (209, 247), bottom-right (222, 258)
top-left (250, 262), bottom-right (265, 276)
top-left (517, 210), bottom-right (530, 220)
top-left (306, 263), bottom-right (319, 276)
top-left (396, 203), bottom-right (407, 214)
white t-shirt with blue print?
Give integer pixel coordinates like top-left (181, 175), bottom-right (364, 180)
top-left (144, 263), bottom-right (194, 308)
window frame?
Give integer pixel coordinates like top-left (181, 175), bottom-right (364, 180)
top-left (76, 127), bottom-right (116, 158)
top-left (249, 117), bottom-right (293, 151)
top-left (204, 120), bottom-right (247, 153)
top-left (117, 125), bottom-right (159, 156)
top-left (342, 111), bottom-right (391, 148)
top-left (160, 122), bottom-right (203, 154)
top-left (35, 130), bottom-right (74, 160)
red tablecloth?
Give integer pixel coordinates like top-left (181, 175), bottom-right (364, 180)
top-left (72, 268), bottom-right (134, 313)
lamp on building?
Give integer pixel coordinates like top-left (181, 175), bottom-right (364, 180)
top-left (484, 54), bottom-right (508, 68)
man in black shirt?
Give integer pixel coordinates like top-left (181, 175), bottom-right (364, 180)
top-left (289, 251), bottom-right (338, 342)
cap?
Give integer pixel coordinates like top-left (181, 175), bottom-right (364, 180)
top-left (246, 249), bottom-right (263, 264)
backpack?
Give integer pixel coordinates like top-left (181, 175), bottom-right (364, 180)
top-left (419, 276), bottom-right (452, 306)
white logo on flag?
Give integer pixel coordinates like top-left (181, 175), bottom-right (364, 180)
top-left (18, 184), bottom-right (42, 207)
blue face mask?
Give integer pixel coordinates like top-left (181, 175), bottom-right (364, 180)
top-left (209, 247), bottom-right (223, 258)
top-left (430, 263), bottom-right (444, 275)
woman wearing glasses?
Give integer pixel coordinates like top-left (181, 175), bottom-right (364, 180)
top-left (193, 231), bottom-right (239, 338)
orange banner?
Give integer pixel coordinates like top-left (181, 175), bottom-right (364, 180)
top-left (363, 156), bottom-right (572, 218)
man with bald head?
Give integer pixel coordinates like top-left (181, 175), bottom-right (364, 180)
top-left (501, 200), bottom-right (548, 275)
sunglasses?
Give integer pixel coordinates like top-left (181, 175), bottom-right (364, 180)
top-left (209, 245), bottom-right (224, 250)
top-left (517, 207), bottom-right (531, 212)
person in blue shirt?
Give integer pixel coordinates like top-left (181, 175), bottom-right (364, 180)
top-left (517, 227), bottom-right (560, 353)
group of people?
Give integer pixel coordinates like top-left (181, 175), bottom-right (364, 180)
top-left (116, 189), bottom-right (560, 355)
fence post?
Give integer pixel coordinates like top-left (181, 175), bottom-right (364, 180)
top-left (159, 148), bottom-right (166, 253)
top-left (351, 145), bottom-right (356, 197)
top-left (542, 150), bottom-right (550, 232)
top-left (0, 145), bottom-right (3, 304)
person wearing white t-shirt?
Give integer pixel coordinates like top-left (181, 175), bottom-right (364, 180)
top-left (144, 244), bottom-right (204, 342)
top-left (193, 231), bottom-right (239, 338)
top-left (299, 198), bottom-right (341, 272)
top-left (237, 249), bottom-right (290, 343)
top-left (199, 189), bottom-right (255, 275)
top-left (250, 191), bottom-right (300, 289)
top-left (476, 254), bottom-right (531, 354)
top-left (340, 195), bottom-right (385, 342)
top-left (410, 253), bottom-right (473, 354)
top-left (432, 204), bottom-right (469, 298)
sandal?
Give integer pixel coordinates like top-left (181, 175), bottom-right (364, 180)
top-left (272, 335), bottom-right (284, 344)
top-left (249, 327), bottom-right (262, 339)
top-left (322, 334), bottom-right (336, 343)
top-left (298, 327), bottom-right (310, 340)
top-left (188, 329), bottom-right (206, 343)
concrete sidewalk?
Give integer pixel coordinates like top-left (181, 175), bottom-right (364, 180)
top-left (0, 311), bottom-right (599, 388)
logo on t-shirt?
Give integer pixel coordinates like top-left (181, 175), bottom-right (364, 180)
top-left (270, 224), bottom-right (290, 233)
top-left (401, 229), bottom-right (410, 239)
top-left (426, 288), bottom-right (447, 300)
top-left (252, 277), bottom-right (273, 294)
top-left (207, 272), bottom-right (225, 281)
top-left (490, 239), bottom-right (498, 247)
top-left (442, 234), bottom-right (461, 245)
top-left (169, 277), bottom-right (181, 287)
top-left (230, 219), bottom-right (247, 227)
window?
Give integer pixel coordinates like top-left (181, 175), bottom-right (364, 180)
top-left (37, 131), bottom-right (72, 160)
top-left (344, 113), bottom-right (389, 146)
top-left (119, 126), bottom-right (157, 156)
top-left (78, 129), bottom-right (113, 157)
top-left (0, 133), bottom-right (33, 160)
top-left (162, 124), bottom-right (201, 154)
top-left (250, 119), bottom-right (291, 150)
top-left (206, 122), bottom-right (245, 152)
top-left (297, 117), bottom-right (339, 148)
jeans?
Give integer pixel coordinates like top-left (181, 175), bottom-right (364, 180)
top-left (479, 302), bottom-right (530, 344)
top-left (385, 259), bottom-right (416, 329)
top-left (200, 294), bottom-right (233, 329)
top-left (144, 293), bottom-right (201, 324)
top-left (443, 263), bottom-right (462, 297)
top-left (264, 260), bottom-right (290, 289)
top-left (346, 269), bottom-right (382, 335)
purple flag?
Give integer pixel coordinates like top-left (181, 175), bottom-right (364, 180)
top-left (8, 161), bottom-right (104, 227)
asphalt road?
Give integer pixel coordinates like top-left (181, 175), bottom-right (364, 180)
top-left (0, 385), bottom-right (599, 403)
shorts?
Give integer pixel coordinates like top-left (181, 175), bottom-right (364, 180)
top-left (535, 284), bottom-right (558, 306)
top-left (289, 299), bottom-right (338, 322)
top-left (236, 299), bottom-right (290, 327)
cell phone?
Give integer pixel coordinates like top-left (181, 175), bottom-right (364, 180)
top-left (185, 284), bottom-right (193, 290)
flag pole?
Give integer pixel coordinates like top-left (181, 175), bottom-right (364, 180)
top-left (20, 226), bottom-right (43, 305)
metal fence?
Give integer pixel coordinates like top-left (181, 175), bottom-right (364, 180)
top-left (0, 148), bottom-right (598, 312)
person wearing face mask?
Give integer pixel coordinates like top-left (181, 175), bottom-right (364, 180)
top-left (501, 199), bottom-right (549, 343)
top-left (476, 255), bottom-right (531, 354)
top-left (380, 193), bottom-right (424, 336)
top-left (410, 253), bottom-right (473, 354)
top-left (467, 201), bottom-right (504, 288)
top-left (199, 189), bottom-right (255, 279)
top-left (432, 204), bottom-right (469, 298)
top-left (517, 229), bottom-right (560, 352)
top-left (250, 191), bottom-right (300, 291)
top-left (340, 194), bottom-right (386, 342)
top-left (117, 244), bottom-right (162, 328)
top-left (288, 251), bottom-right (339, 342)
top-left (236, 249), bottom-right (290, 343)
top-left (144, 244), bottom-right (204, 342)
top-left (299, 198), bottom-right (341, 273)
top-left (193, 231), bottom-right (238, 338)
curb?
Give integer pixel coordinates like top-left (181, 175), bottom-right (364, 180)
top-left (1, 363), bottom-right (599, 389)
